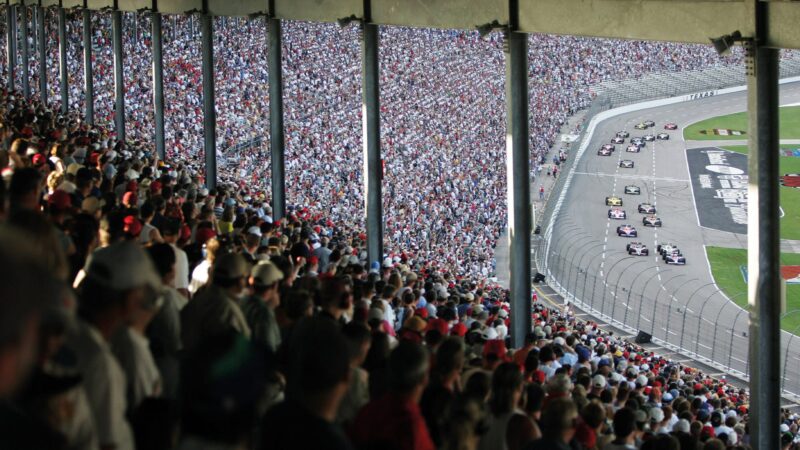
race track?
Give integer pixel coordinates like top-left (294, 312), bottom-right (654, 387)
top-left (543, 82), bottom-right (800, 397)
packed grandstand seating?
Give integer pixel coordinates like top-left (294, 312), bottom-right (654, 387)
top-left (1, 10), bottom-right (799, 450)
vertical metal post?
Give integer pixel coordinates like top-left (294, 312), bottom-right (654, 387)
top-left (57, 6), bottom-right (67, 113)
top-left (268, 16), bottom-right (285, 220)
top-left (506, 0), bottom-right (532, 348)
top-left (362, 10), bottom-right (383, 266)
top-left (36, 4), bottom-right (45, 104)
top-left (746, 0), bottom-right (780, 445)
top-left (7, 3), bottom-right (16, 91)
top-left (112, 9), bottom-right (124, 140)
top-left (200, 12), bottom-right (215, 189)
top-left (20, 2), bottom-right (29, 97)
top-left (152, 11), bottom-right (165, 160)
top-left (82, 6), bottom-right (93, 124)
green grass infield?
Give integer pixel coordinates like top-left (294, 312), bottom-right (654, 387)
top-left (684, 106), bottom-right (800, 140)
top-left (706, 246), bottom-right (800, 332)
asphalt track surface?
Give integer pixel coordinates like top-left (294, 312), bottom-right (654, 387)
top-left (545, 82), bottom-right (800, 397)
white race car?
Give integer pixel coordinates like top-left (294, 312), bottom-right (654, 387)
top-left (612, 136), bottom-right (625, 144)
top-left (617, 130), bottom-right (630, 138)
top-left (657, 132), bottom-right (669, 140)
top-left (643, 134), bottom-right (655, 142)
top-left (638, 203), bottom-right (656, 214)
top-left (626, 242), bottom-right (649, 256)
top-left (608, 208), bottom-right (627, 219)
top-left (598, 147), bottom-right (613, 156)
top-left (624, 185), bottom-right (641, 195)
top-left (642, 215), bottom-right (662, 227)
top-left (626, 145), bottom-right (640, 153)
top-left (620, 160), bottom-right (635, 168)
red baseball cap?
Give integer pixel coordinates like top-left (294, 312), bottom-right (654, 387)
top-left (48, 190), bottom-right (72, 210)
top-left (123, 215), bottom-right (142, 237)
top-left (32, 153), bottom-right (46, 166)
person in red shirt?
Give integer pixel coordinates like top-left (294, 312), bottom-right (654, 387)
top-left (350, 341), bottom-right (435, 450)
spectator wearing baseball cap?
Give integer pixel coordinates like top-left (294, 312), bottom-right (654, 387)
top-left (180, 253), bottom-right (252, 354)
top-left (241, 261), bottom-right (284, 353)
top-left (68, 242), bottom-right (161, 450)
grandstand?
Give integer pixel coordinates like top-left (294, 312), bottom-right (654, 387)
top-left (0, 0), bottom-right (798, 449)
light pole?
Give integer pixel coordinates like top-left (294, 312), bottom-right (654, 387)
top-left (652, 275), bottom-right (696, 337)
top-left (711, 294), bottom-right (745, 362)
top-left (611, 259), bottom-right (648, 324)
top-left (780, 309), bottom-right (800, 395)
top-left (695, 288), bottom-right (725, 356)
top-left (583, 249), bottom-right (610, 308)
top-left (625, 265), bottom-right (659, 326)
top-left (635, 268), bottom-right (671, 330)
top-left (570, 242), bottom-right (605, 300)
top-left (728, 308), bottom-right (748, 371)
top-left (679, 282), bottom-right (717, 352)
top-left (600, 256), bottom-right (635, 317)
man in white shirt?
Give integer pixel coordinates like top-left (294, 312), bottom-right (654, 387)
top-left (161, 218), bottom-right (190, 300)
top-left (68, 242), bottom-right (162, 450)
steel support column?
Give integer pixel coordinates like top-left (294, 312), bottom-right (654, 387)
top-left (57, 6), bottom-right (67, 113)
top-left (7, 3), bottom-right (16, 91)
top-left (152, 11), bottom-right (165, 159)
top-left (362, 18), bottom-right (383, 266)
top-left (36, 4), bottom-right (45, 104)
top-left (506, 0), bottom-right (532, 348)
top-left (82, 7), bottom-right (93, 124)
top-left (19, 1), bottom-right (29, 97)
top-left (746, 0), bottom-right (780, 446)
top-left (112, 9), bottom-right (124, 140)
top-left (200, 12), bottom-right (216, 189)
top-left (268, 16), bottom-right (285, 220)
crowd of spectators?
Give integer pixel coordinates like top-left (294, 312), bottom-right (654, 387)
top-left (0, 7), bottom-right (752, 279)
top-left (1, 87), bottom-right (800, 450)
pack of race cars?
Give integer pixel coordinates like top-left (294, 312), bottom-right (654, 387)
top-left (597, 120), bottom-right (685, 265)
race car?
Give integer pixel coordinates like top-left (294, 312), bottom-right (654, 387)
top-left (626, 145), bottom-right (640, 153)
top-left (657, 132), bottom-right (670, 140)
top-left (657, 243), bottom-right (680, 256)
top-left (626, 242), bottom-right (649, 256)
top-left (624, 185), bottom-right (641, 195)
top-left (630, 137), bottom-right (645, 148)
top-left (664, 251), bottom-right (686, 265)
top-left (634, 122), bottom-right (648, 130)
top-left (602, 143), bottom-right (615, 151)
top-left (616, 224), bottom-right (638, 237)
top-left (617, 130), bottom-right (630, 138)
top-left (644, 120), bottom-right (655, 127)
top-left (611, 136), bottom-right (625, 144)
top-left (643, 134), bottom-right (655, 142)
top-left (606, 196), bottom-right (623, 206)
top-left (638, 203), bottom-right (656, 214)
top-left (597, 147), bottom-right (613, 156)
top-left (664, 123), bottom-right (678, 130)
top-left (620, 160), bottom-right (635, 168)
top-left (642, 215), bottom-right (663, 227)
top-left (608, 208), bottom-right (627, 219)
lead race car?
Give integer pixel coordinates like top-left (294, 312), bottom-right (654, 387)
top-left (624, 185), bottom-right (641, 195)
top-left (638, 203), bottom-right (656, 214)
top-left (617, 224), bottom-right (638, 237)
top-left (664, 123), bottom-right (678, 130)
top-left (642, 215), bottom-right (662, 227)
top-left (620, 160), bottom-right (635, 168)
top-left (608, 207), bottom-right (627, 219)
top-left (634, 122), bottom-right (648, 130)
top-left (626, 242), bottom-right (649, 256)
top-left (606, 196), bottom-right (623, 206)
